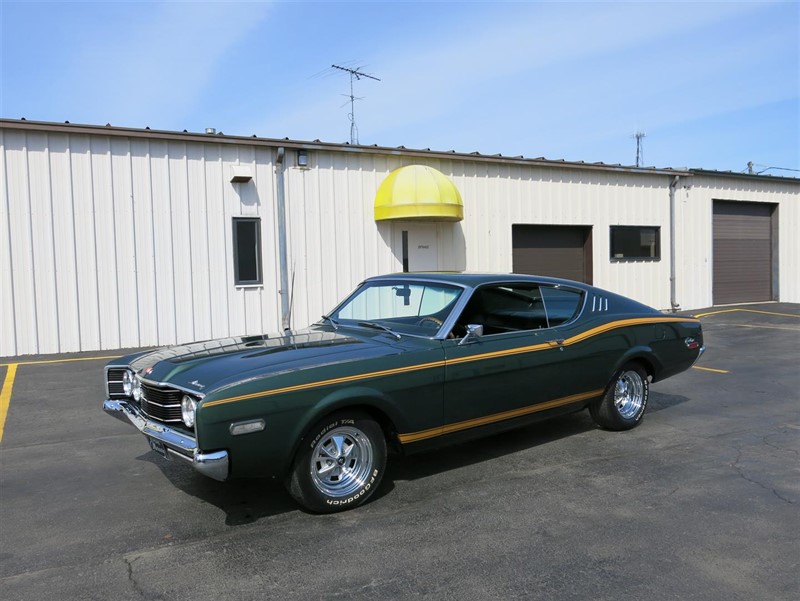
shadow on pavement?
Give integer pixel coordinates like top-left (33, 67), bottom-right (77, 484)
top-left (648, 391), bottom-right (691, 414)
top-left (136, 397), bottom-right (689, 523)
top-left (137, 453), bottom-right (298, 525)
top-left (387, 410), bottom-right (597, 483)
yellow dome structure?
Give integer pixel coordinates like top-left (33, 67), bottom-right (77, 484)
top-left (374, 165), bottom-right (464, 222)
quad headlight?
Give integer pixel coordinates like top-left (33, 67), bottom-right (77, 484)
top-left (131, 375), bottom-right (142, 402)
top-left (122, 369), bottom-right (134, 396)
top-left (181, 395), bottom-right (197, 428)
top-left (123, 369), bottom-right (143, 401)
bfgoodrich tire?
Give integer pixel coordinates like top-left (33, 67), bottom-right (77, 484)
top-left (590, 363), bottom-right (649, 431)
top-left (288, 411), bottom-right (386, 513)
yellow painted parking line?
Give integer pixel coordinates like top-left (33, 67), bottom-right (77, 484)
top-left (0, 364), bottom-right (18, 444)
top-left (694, 308), bottom-right (800, 319)
top-left (727, 324), bottom-right (800, 332)
top-left (0, 354), bottom-right (120, 444)
top-left (0, 355), bottom-right (120, 368)
top-left (691, 366), bottom-right (730, 374)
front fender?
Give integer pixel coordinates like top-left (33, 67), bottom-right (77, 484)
top-left (281, 386), bottom-right (402, 477)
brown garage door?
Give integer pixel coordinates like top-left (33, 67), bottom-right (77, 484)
top-left (713, 201), bottom-right (774, 305)
top-left (512, 225), bottom-right (592, 283)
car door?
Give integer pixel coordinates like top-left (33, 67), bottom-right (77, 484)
top-left (442, 283), bottom-right (590, 430)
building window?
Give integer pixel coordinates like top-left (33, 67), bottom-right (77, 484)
top-left (233, 218), bottom-right (263, 285)
top-left (610, 226), bottom-right (660, 261)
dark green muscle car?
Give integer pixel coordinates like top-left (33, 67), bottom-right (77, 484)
top-left (104, 273), bottom-right (704, 512)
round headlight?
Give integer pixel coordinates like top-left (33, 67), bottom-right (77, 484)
top-left (122, 370), bottom-right (134, 397)
top-left (131, 376), bottom-right (142, 402)
top-left (181, 395), bottom-right (197, 428)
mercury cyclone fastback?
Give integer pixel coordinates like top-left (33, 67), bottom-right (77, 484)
top-left (103, 273), bottom-right (704, 512)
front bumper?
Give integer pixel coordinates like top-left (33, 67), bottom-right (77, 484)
top-left (103, 399), bottom-right (229, 481)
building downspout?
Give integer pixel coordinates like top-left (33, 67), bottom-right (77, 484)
top-left (275, 147), bottom-right (291, 331)
top-left (669, 175), bottom-right (681, 312)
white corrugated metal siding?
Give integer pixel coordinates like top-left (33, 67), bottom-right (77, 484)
top-left (677, 174), bottom-right (800, 309)
top-left (2, 122), bottom-right (798, 356)
top-left (1, 128), bottom-right (283, 355)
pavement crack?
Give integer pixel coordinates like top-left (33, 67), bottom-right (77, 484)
top-left (762, 433), bottom-right (799, 457)
top-left (125, 556), bottom-right (163, 601)
top-left (731, 447), bottom-right (795, 505)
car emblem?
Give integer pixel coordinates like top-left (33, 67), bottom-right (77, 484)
top-left (142, 367), bottom-right (154, 376)
top-left (190, 380), bottom-right (205, 390)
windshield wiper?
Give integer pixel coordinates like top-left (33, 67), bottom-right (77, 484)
top-left (320, 315), bottom-right (339, 330)
top-left (356, 321), bottom-right (401, 341)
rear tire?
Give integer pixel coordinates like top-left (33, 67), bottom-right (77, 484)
top-left (590, 363), bottom-right (649, 431)
top-left (287, 411), bottom-right (386, 513)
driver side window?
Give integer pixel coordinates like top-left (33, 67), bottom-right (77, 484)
top-left (454, 284), bottom-right (547, 335)
top-left (453, 283), bottom-right (583, 336)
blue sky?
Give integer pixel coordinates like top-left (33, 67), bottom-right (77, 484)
top-left (1, 0), bottom-right (797, 173)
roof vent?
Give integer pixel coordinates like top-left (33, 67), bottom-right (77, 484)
top-left (591, 295), bottom-right (609, 312)
top-left (205, 127), bottom-right (216, 134)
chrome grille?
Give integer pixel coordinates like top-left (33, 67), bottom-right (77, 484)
top-left (140, 384), bottom-right (183, 423)
top-left (107, 368), bottom-right (127, 397)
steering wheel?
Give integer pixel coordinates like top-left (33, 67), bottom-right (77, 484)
top-left (416, 316), bottom-right (443, 329)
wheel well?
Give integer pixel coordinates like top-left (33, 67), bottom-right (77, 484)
top-left (626, 356), bottom-right (656, 381)
top-left (283, 402), bottom-right (400, 483)
top-left (345, 404), bottom-right (402, 453)
top-left (296, 403), bottom-right (401, 459)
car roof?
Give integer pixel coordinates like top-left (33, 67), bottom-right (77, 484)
top-left (363, 272), bottom-right (662, 316)
top-left (365, 272), bottom-right (593, 291)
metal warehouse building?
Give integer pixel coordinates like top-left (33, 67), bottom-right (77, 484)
top-left (1, 119), bottom-right (798, 356)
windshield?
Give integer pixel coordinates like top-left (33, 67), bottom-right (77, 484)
top-left (328, 280), bottom-right (463, 337)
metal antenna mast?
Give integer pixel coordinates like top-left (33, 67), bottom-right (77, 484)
top-left (331, 64), bottom-right (380, 145)
top-left (633, 131), bottom-right (646, 167)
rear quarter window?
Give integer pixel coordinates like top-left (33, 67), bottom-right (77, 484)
top-left (541, 287), bottom-right (584, 326)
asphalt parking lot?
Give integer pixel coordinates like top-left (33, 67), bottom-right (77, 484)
top-left (1, 303), bottom-right (798, 601)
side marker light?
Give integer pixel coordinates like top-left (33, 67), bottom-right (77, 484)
top-left (230, 419), bottom-right (266, 436)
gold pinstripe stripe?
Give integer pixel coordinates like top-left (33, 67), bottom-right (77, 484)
top-left (202, 316), bottom-right (698, 409)
top-left (397, 388), bottom-right (604, 444)
top-left (431, 316), bottom-right (697, 368)
top-left (202, 359), bottom-right (448, 408)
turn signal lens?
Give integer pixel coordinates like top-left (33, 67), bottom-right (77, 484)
top-left (230, 419), bottom-right (266, 436)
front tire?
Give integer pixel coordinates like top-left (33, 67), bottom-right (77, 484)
top-left (590, 363), bottom-right (649, 431)
top-left (287, 411), bottom-right (386, 513)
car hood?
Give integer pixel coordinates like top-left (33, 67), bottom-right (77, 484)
top-left (128, 326), bottom-right (405, 396)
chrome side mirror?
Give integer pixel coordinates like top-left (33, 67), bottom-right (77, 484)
top-left (458, 324), bottom-right (484, 346)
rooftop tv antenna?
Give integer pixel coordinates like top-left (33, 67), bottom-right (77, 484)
top-left (331, 64), bottom-right (380, 145)
top-left (633, 131), bottom-right (646, 167)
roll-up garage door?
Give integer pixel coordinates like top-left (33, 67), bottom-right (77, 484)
top-left (713, 201), bottom-right (774, 305)
top-left (512, 225), bottom-right (592, 283)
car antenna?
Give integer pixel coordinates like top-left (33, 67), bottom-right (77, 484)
top-left (285, 265), bottom-right (296, 333)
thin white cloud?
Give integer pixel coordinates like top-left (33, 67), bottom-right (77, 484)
top-left (253, 0), bottom-right (793, 158)
top-left (57, 1), bottom-right (271, 127)
top-left (23, 0), bottom-right (785, 170)
top-left (364, 2), bottom-right (786, 134)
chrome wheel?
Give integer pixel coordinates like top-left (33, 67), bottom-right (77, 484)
top-left (614, 370), bottom-right (645, 419)
top-left (309, 426), bottom-right (374, 498)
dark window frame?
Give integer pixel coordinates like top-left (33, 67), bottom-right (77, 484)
top-left (610, 225), bottom-right (661, 262)
top-left (232, 217), bottom-right (263, 285)
top-left (456, 283), bottom-right (584, 336)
